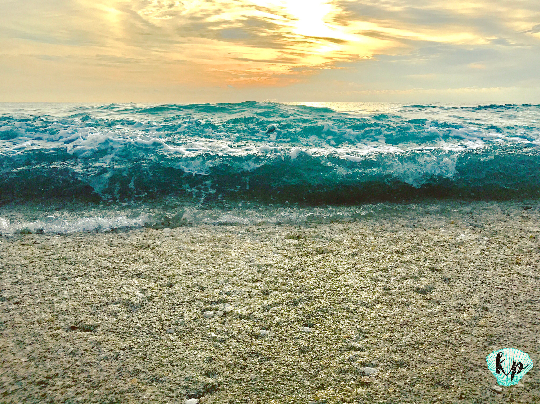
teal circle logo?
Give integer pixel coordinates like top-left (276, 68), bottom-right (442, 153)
top-left (486, 348), bottom-right (533, 386)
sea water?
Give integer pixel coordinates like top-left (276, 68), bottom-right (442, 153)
top-left (1, 102), bottom-right (539, 234)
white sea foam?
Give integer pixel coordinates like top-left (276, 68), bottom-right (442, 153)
top-left (0, 214), bottom-right (151, 236)
top-left (389, 154), bottom-right (458, 188)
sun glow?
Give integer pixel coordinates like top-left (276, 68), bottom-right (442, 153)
top-left (26, 0), bottom-right (496, 90)
top-left (122, 0), bottom-right (388, 86)
top-left (253, 0), bottom-right (359, 43)
top-left (286, 0), bottom-right (334, 37)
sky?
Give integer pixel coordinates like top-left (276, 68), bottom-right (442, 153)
top-left (1, 0), bottom-right (540, 103)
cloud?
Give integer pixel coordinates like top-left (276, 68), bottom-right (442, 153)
top-left (1, 0), bottom-right (540, 101)
top-left (68, 0), bottom-right (395, 81)
top-left (528, 23), bottom-right (540, 33)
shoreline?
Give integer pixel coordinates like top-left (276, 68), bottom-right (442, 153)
top-left (1, 200), bottom-right (539, 403)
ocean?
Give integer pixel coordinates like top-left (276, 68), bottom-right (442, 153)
top-left (1, 101), bottom-right (539, 234)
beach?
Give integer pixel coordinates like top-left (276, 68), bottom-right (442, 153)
top-left (1, 200), bottom-right (539, 403)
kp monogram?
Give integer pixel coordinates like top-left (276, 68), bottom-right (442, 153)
top-left (487, 348), bottom-right (533, 387)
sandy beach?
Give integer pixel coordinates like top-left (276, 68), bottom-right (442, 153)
top-left (1, 201), bottom-right (539, 403)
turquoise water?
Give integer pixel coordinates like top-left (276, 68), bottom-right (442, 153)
top-left (1, 102), bottom-right (539, 234)
top-left (1, 102), bottom-right (540, 204)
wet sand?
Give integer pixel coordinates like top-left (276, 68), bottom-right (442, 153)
top-left (1, 201), bottom-right (539, 403)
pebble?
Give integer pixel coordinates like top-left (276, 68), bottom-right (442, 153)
top-left (358, 367), bottom-right (378, 376)
top-left (301, 327), bottom-right (313, 333)
top-left (347, 342), bottom-right (365, 351)
top-left (359, 376), bottom-right (374, 384)
top-left (491, 385), bottom-right (503, 393)
top-left (185, 399), bottom-right (199, 404)
top-left (259, 329), bottom-right (271, 337)
top-left (209, 332), bottom-right (226, 342)
top-left (203, 311), bottom-right (214, 318)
